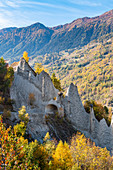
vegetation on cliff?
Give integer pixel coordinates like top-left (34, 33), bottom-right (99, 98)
top-left (23, 51), bottom-right (29, 63)
top-left (34, 62), bottom-right (47, 74)
top-left (1, 113), bottom-right (113, 170)
top-left (0, 57), bottom-right (113, 169)
top-left (0, 58), bottom-right (14, 111)
top-left (51, 73), bottom-right (63, 92)
top-left (84, 100), bottom-right (111, 126)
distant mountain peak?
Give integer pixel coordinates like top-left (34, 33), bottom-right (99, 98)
top-left (0, 9), bottom-right (112, 61)
top-left (27, 22), bottom-right (47, 29)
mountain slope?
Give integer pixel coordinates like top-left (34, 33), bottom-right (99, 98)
top-left (0, 9), bottom-right (113, 62)
top-left (42, 10), bottom-right (113, 54)
top-left (29, 36), bottom-right (113, 108)
top-left (0, 23), bottom-right (53, 62)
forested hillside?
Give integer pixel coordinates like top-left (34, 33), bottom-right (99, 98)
top-left (1, 9), bottom-right (112, 108)
top-left (30, 36), bottom-right (113, 108)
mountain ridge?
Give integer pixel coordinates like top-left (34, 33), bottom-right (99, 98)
top-left (0, 9), bottom-right (113, 62)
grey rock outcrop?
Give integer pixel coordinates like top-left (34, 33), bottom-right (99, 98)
top-left (64, 83), bottom-right (90, 131)
top-left (10, 58), bottom-right (113, 152)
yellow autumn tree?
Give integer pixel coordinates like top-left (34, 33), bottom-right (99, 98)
top-left (52, 140), bottom-right (73, 169)
top-left (44, 132), bottom-right (50, 141)
top-left (34, 63), bottom-right (47, 74)
top-left (51, 73), bottom-right (63, 91)
top-left (70, 133), bottom-right (113, 169)
top-left (23, 51), bottom-right (29, 62)
top-left (0, 116), bottom-right (48, 169)
top-left (43, 132), bottom-right (55, 160)
top-left (18, 106), bottom-right (29, 126)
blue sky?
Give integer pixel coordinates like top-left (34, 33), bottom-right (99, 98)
top-left (0, 0), bottom-right (112, 29)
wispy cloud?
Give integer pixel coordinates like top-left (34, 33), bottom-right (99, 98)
top-left (0, 0), bottom-right (85, 15)
top-left (69, 0), bottom-right (102, 7)
top-left (17, 0), bottom-right (58, 8)
top-left (0, 2), bottom-right (6, 7)
top-left (2, 0), bottom-right (68, 9)
top-left (0, 9), bottom-right (13, 16)
top-left (0, 13), bottom-right (13, 28)
top-left (5, 0), bottom-right (20, 8)
top-left (0, 0), bottom-right (111, 29)
top-left (16, 0), bottom-right (84, 13)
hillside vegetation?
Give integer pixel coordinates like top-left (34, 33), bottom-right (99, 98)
top-left (0, 9), bottom-right (112, 109)
top-left (1, 114), bottom-right (113, 170)
top-left (0, 58), bottom-right (14, 111)
top-left (30, 37), bottom-right (113, 109)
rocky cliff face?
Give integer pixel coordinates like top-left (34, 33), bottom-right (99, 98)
top-left (10, 58), bottom-right (113, 152)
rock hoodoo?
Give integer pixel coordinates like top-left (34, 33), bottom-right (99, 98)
top-left (10, 58), bottom-right (113, 151)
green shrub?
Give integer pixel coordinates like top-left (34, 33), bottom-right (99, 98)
top-left (2, 109), bottom-right (11, 119)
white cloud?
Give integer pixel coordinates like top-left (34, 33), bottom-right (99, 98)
top-left (0, 13), bottom-right (13, 28)
top-left (18, 0), bottom-right (58, 8)
top-left (9, 0), bottom-right (85, 13)
top-left (69, 0), bottom-right (102, 7)
top-left (0, 0), bottom-right (107, 29)
top-left (0, 9), bottom-right (13, 16)
top-left (0, 2), bottom-right (6, 7)
top-left (1, 0), bottom-right (62, 9)
top-left (4, 0), bottom-right (20, 8)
